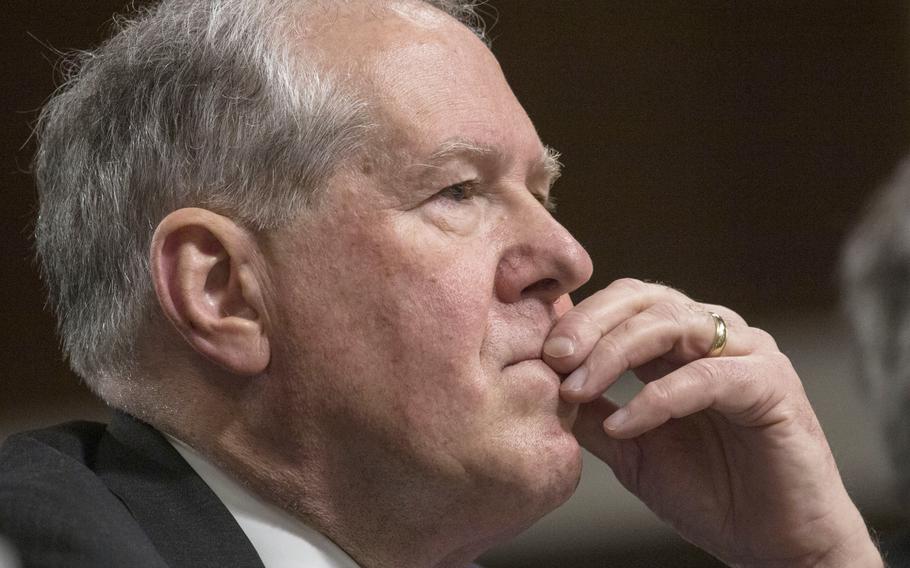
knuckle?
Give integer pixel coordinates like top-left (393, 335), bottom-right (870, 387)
top-left (559, 307), bottom-right (593, 329)
top-left (722, 309), bottom-right (748, 327)
top-left (689, 358), bottom-right (724, 385)
top-left (610, 277), bottom-right (646, 294)
top-left (641, 380), bottom-right (674, 410)
top-left (735, 357), bottom-right (790, 421)
top-left (748, 326), bottom-right (779, 350)
top-left (647, 301), bottom-right (683, 325)
top-left (594, 335), bottom-right (628, 370)
top-left (661, 284), bottom-right (691, 301)
top-left (553, 309), bottom-right (599, 342)
top-left (765, 350), bottom-right (796, 375)
top-left (650, 281), bottom-right (688, 302)
top-left (615, 317), bottom-right (639, 337)
top-left (704, 304), bottom-right (748, 327)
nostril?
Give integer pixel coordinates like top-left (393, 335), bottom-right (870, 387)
top-left (522, 278), bottom-right (559, 298)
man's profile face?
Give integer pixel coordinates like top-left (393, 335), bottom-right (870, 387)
top-left (259, 2), bottom-right (593, 530)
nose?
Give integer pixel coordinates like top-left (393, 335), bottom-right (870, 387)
top-left (495, 202), bottom-right (593, 305)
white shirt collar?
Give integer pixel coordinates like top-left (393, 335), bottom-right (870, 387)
top-left (166, 435), bottom-right (361, 568)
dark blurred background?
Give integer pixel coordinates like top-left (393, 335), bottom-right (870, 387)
top-left (3, 1), bottom-right (909, 566)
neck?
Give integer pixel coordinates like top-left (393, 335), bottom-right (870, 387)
top-left (154, 366), bottom-right (533, 567)
top-left (201, 417), bottom-right (520, 568)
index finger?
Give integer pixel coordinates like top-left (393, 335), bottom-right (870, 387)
top-left (542, 279), bottom-right (690, 374)
top-left (554, 293), bottom-right (574, 318)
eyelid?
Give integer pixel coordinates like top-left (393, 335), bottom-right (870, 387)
top-left (432, 178), bottom-right (557, 213)
top-left (438, 179), bottom-right (479, 201)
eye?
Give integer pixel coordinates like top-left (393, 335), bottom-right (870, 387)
top-left (438, 181), bottom-right (478, 202)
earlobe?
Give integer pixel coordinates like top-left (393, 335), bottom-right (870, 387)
top-left (150, 208), bottom-right (270, 376)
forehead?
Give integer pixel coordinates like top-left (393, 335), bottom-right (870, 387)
top-left (300, 1), bottom-right (543, 163)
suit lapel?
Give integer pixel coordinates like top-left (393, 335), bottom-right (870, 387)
top-left (96, 411), bottom-right (265, 568)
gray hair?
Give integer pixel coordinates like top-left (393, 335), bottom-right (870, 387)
top-left (34, 0), bottom-right (488, 404)
top-left (841, 154), bottom-right (910, 502)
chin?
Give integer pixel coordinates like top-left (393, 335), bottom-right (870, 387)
top-left (533, 430), bottom-right (583, 506)
top-left (479, 442), bottom-right (581, 550)
top-left (492, 422), bottom-right (583, 523)
top-left (437, 422), bottom-right (582, 556)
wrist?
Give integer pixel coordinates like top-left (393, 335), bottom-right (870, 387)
top-left (740, 505), bottom-right (883, 568)
top-left (810, 523), bottom-right (883, 568)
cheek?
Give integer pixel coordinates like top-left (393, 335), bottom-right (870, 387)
top-left (378, 210), bottom-right (495, 349)
top-left (379, 245), bottom-right (491, 373)
top-left (279, 215), bottom-right (497, 401)
top-left (360, 221), bottom-right (502, 415)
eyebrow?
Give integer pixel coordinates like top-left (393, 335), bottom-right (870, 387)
top-left (422, 137), bottom-right (563, 197)
top-left (542, 146), bottom-right (562, 186)
top-left (426, 138), bottom-right (497, 163)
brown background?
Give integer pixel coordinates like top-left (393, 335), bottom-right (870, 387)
top-left (3, 1), bottom-right (910, 566)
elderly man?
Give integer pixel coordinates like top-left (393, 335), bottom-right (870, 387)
top-left (0, 0), bottom-right (883, 566)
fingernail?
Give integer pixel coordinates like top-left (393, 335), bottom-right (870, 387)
top-left (561, 367), bottom-right (587, 392)
top-left (544, 337), bottom-right (575, 358)
top-left (604, 408), bottom-right (630, 431)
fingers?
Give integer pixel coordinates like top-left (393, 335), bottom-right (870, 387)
top-left (557, 301), bottom-right (772, 404)
top-left (601, 353), bottom-right (792, 438)
top-left (543, 279), bottom-right (692, 373)
top-left (545, 278), bottom-right (786, 434)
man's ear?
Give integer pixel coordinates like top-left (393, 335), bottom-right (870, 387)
top-left (150, 207), bottom-right (270, 376)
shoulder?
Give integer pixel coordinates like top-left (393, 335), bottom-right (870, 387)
top-left (0, 420), bottom-right (111, 505)
top-left (0, 420), bottom-right (110, 505)
top-left (1, 419), bottom-right (106, 467)
top-left (0, 421), bottom-right (167, 567)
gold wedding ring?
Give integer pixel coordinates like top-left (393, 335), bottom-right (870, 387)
top-left (706, 312), bottom-right (727, 358)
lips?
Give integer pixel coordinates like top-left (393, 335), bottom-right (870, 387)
top-left (504, 354), bottom-right (543, 371)
top-left (503, 340), bottom-right (547, 368)
top-left (500, 317), bottom-right (560, 368)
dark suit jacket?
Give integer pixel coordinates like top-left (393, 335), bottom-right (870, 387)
top-left (0, 412), bottom-right (265, 568)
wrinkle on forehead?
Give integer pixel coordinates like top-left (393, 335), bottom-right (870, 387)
top-left (366, 37), bottom-right (513, 136)
top-left (282, 0), bottom-right (544, 190)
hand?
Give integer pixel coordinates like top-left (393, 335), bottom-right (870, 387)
top-left (544, 279), bottom-right (881, 567)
